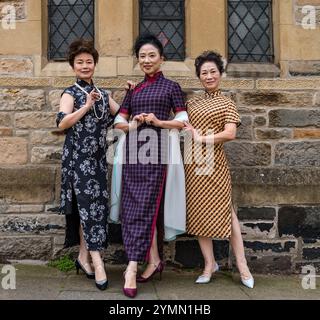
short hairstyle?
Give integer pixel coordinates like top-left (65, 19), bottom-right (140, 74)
top-left (67, 39), bottom-right (99, 67)
top-left (194, 50), bottom-right (225, 78)
top-left (134, 33), bottom-right (164, 58)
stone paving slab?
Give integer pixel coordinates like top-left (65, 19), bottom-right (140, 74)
top-left (0, 263), bottom-right (319, 300)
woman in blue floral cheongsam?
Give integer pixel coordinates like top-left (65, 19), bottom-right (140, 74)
top-left (56, 39), bottom-right (120, 290)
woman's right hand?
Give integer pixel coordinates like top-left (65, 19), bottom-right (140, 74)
top-left (84, 89), bottom-right (100, 110)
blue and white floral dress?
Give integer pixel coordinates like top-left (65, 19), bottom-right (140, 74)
top-left (57, 78), bottom-right (114, 251)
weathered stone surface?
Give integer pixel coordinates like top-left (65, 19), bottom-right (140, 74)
top-left (302, 247), bottom-right (320, 260)
top-left (0, 89), bottom-right (45, 111)
top-left (253, 116), bottom-right (267, 127)
top-left (289, 61), bottom-right (320, 77)
top-left (175, 239), bottom-right (229, 268)
top-left (226, 63), bottom-right (280, 78)
top-left (225, 142), bottom-right (271, 166)
top-left (256, 128), bottom-right (292, 139)
top-left (236, 116), bottom-right (253, 140)
top-left (230, 168), bottom-right (320, 186)
top-left (0, 167), bottom-right (56, 203)
top-left (0, 127), bottom-right (13, 136)
top-left (238, 91), bottom-right (314, 107)
top-left (0, 236), bottom-right (52, 262)
top-left (48, 90), bottom-right (63, 112)
top-left (241, 222), bottom-right (276, 239)
top-left (256, 79), bottom-right (320, 90)
top-left (0, 112), bottom-right (12, 126)
top-left (0, 214), bottom-right (64, 234)
top-left (0, 137), bottom-right (28, 164)
top-left (0, 57), bottom-right (33, 76)
top-left (111, 90), bottom-right (126, 105)
top-left (30, 131), bottom-right (64, 146)
top-left (244, 240), bottom-right (297, 254)
top-left (233, 185), bottom-right (320, 206)
top-left (238, 207), bottom-right (276, 221)
top-left (275, 142), bottom-right (320, 166)
top-left (0, 1), bottom-right (27, 20)
top-left (269, 109), bottom-right (320, 127)
top-left (278, 206), bottom-right (320, 239)
top-left (15, 112), bottom-right (56, 129)
top-left (0, 204), bottom-right (44, 214)
top-left (294, 129), bottom-right (320, 139)
top-left (246, 255), bottom-right (293, 274)
top-left (0, 77), bottom-right (51, 87)
top-left (15, 130), bottom-right (29, 137)
top-left (31, 147), bottom-right (62, 164)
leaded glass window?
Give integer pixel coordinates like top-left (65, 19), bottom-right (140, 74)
top-left (48, 0), bottom-right (95, 61)
top-left (139, 0), bottom-right (185, 61)
top-left (228, 0), bottom-right (274, 62)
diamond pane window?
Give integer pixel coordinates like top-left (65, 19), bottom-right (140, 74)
top-left (228, 0), bottom-right (274, 62)
top-left (139, 0), bottom-right (185, 61)
top-left (48, 0), bottom-right (95, 61)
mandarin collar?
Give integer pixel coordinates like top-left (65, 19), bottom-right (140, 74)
top-left (204, 89), bottom-right (221, 99)
top-left (76, 78), bottom-right (94, 88)
top-left (144, 71), bottom-right (163, 83)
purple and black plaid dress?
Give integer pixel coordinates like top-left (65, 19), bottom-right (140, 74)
top-left (119, 71), bottom-right (186, 262)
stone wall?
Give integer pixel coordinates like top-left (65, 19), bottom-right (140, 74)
top-left (0, 76), bottom-right (319, 274)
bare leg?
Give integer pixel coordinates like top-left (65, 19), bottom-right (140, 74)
top-left (140, 229), bottom-right (161, 278)
top-left (90, 251), bottom-right (107, 282)
top-left (198, 236), bottom-right (217, 275)
top-left (124, 261), bottom-right (138, 289)
top-left (230, 205), bottom-right (252, 280)
top-left (78, 225), bottom-right (93, 273)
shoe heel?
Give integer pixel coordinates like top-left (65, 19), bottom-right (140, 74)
top-left (75, 260), bottom-right (80, 275)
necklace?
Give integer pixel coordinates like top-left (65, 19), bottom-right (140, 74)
top-left (74, 82), bottom-right (105, 120)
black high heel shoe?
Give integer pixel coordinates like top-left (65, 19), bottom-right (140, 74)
top-left (94, 264), bottom-right (108, 291)
top-left (75, 259), bottom-right (95, 279)
top-left (136, 261), bottom-right (164, 283)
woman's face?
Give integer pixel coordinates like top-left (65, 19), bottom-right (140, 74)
top-left (199, 61), bottom-right (222, 92)
top-left (73, 52), bottom-right (95, 82)
top-left (138, 44), bottom-right (164, 77)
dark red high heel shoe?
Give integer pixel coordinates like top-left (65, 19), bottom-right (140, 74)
top-left (123, 270), bottom-right (137, 298)
top-left (137, 261), bottom-right (164, 283)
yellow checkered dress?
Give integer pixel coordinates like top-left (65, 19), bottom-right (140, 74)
top-left (185, 90), bottom-right (241, 239)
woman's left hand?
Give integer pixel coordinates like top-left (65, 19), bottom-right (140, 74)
top-left (184, 121), bottom-right (203, 143)
top-left (144, 113), bottom-right (162, 127)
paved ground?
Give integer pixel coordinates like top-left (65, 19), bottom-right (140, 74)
top-left (0, 263), bottom-right (319, 300)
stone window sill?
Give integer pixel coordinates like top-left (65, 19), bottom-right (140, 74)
top-left (226, 63), bottom-right (280, 78)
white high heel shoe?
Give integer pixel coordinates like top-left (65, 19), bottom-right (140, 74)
top-left (195, 262), bottom-right (219, 284)
top-left (241, 275), bottom-right (254, 289)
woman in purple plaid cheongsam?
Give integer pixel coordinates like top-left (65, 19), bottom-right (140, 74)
top-left (114, 34), bottom-right (187, 298)
top-left (56, 40), bottom-right (120, 291)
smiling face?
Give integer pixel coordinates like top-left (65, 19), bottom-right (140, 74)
top-left (138, 43), bottom-right (164, 77)
top-left (73, 52), bottom-right (96, 82)
top-left (199, 61), bottom-right (222, 93)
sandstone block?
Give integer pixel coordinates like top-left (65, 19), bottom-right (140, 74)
top-left (0, 89), bottom-right (45, 111)
top-left (275, 142), bottom-right (320, 166)
top-left (0, 137), bottom-right (28, 164)
top-left (31, 147), bottom-right (62, 164)
top-left (225, 142), bottom-right (271, 166)
top-left (15, 112), bottom-right (56, 129)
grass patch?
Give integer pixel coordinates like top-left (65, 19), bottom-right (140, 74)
top-left (48, 254), bottom-right (75, 272)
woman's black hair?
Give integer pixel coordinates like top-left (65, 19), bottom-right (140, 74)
top-left (134, 33), bottom-right (164, 58)
top-left (194, 50), bottom-right (225, 78)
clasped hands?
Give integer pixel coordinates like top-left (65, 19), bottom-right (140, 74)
top-left (131, 113), bottom-right (162, 128)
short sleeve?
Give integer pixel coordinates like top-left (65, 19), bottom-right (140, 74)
top-left (225, 100), bottom-right (241, 127)
top-left (61, 87), bottom-right (74, 98)
top-left (171, 82), bottom-right (186, 113)
top-left (119, 89), bottom-right (132, 115)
